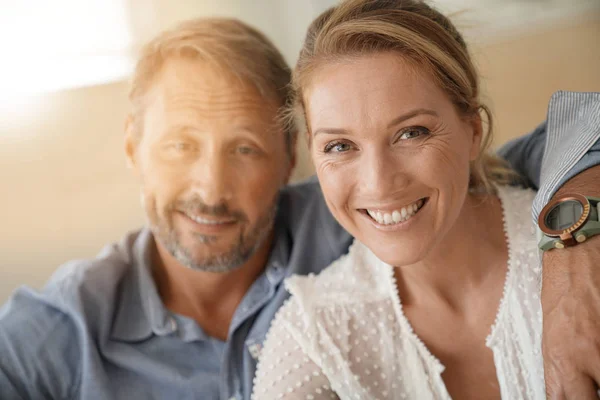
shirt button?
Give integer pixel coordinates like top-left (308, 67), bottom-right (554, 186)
top-left (169, 317), bottom-right (177, 332)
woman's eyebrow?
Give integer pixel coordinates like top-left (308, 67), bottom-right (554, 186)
top-left (386, 108), bottom-right (439, 129)
top-left (312, 108), bottom-right (439, 137)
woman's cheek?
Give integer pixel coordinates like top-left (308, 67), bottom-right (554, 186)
top-left (316, 158), bottom-right (354, 213)
top-left (420, 140), bottom-right (467, 178)
top-left (317, 159), bottom-right (344, 195)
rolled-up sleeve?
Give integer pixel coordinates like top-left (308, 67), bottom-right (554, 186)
top-left (533, 91), bottom-right (600, 220)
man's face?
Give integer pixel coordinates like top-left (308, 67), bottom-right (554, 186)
top-left (126, 57), bottom-right (293, 272)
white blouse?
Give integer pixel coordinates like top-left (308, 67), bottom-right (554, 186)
top-left (252, 185), bottom-right (545, 399)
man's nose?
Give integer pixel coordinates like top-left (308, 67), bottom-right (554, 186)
top-left (189, 149), bottom-right (234, 206)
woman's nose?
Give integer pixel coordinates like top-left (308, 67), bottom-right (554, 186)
top-left (360, 148), bottom-right (410, 198)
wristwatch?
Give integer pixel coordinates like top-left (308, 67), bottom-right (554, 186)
top-left (537, 193), bottom-right (600, 251)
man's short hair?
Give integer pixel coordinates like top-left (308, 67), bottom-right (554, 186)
top-left (129, 18), bottom-right (295, 153)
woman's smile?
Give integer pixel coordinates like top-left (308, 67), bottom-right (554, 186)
top-left (363, 197), bottom-right (427, 226)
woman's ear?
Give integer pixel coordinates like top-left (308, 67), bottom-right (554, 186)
top-left (469, 113), bottom-right (484, 161)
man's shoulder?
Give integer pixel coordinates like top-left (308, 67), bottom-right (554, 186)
top-left (44, 230), bottom-right (144, 310)
top-left (276, 177), bottom-right (353, 277)
top-left (280, 176), bottom-right (324, 216)
top-left (280, 176), bottom-right (351, 252)
top-left (0, 229), bottom-right (147, 398)
top-left (3, 229), bottom-right (146, 332)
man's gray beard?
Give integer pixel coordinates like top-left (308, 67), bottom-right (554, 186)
top-left (151, 199), bottom-right (278, 273)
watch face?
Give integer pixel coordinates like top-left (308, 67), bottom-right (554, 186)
top-left (545, 200), bottom-right (583, 231)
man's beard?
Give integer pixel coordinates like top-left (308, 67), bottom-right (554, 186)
top-left (148, 194), bottom-right (278, 273)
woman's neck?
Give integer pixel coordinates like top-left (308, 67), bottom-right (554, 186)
top-left (395, 192), bottom-right (508, 311)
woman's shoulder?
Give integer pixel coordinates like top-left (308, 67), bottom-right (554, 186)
top-left (284, 239), bottom-right (392, 310)
top-left (488, 185), bottom-right (543, 351)
top-left (271, 242), bottom-right (399, 379)
top-left (496, 184), bottom-right (537, 212)
top-left (496, 184), bottom-right (538, 245)
top-left (496, 184), bottom-right (541, 278)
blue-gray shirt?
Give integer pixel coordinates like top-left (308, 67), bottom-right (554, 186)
top-left (0, 91), bottom-right (599, 400)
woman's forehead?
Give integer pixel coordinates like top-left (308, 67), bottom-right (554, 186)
top-left (305, 54), bottom-right (450, 128)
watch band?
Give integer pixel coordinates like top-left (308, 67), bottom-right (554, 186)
top-left (537, 195), bottom-right (600, 251)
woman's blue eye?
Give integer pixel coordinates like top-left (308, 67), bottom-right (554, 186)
top-left (398, 126), bottom-right (430, 140)
top-left (324, 141), bottom-right (352, 153)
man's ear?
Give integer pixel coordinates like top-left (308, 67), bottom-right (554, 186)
top-left (469, 113), bottom-right (484, 162)
top-left (124, 115), bottom-right (140, 176)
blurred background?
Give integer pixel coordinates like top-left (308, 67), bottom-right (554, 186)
top-left (0, 0), bottom-right (599, 302)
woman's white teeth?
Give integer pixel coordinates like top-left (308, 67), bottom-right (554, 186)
top-left (366, 199), bottom-right (424, 225)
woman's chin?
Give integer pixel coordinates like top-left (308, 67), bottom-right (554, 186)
top-left (365, 240), bottom-right (428, 268)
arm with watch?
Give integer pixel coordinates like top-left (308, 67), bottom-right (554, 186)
top-left (499, 91), bottom-right (600, 399)
top-left (538, 193), bottom-right (600, 250)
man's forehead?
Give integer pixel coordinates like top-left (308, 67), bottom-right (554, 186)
top-left (155, 57), bottom-right (252, 95)
top-left (144, 57), bottom-right (275, 113)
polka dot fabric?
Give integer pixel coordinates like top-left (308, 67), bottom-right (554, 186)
top-left (253, 186), bottom-right (545, 399)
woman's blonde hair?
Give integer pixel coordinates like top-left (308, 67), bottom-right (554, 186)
top-left (291, 0), bottom-right (516, 192)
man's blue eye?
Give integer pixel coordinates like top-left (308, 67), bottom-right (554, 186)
top-left (168, 142), bottom-right (192, 152)
top-left (238, 146), bottom-right (260, 155)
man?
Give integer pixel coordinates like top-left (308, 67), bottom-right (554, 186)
top-left (0, 18), bottom-right (598, 400)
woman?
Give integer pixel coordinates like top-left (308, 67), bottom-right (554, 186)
top-left (253, 0), bottom-right (544, 398)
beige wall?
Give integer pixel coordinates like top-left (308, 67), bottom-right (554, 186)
top-left (475, 14), bottom-right (600, 146)
top-left (1, 12), bottom-right (599, 302)
top-left (0, 82), bottom-right (141, 298)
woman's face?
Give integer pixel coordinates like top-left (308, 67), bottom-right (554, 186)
top-left (306, 52), bottom-right (482, 266)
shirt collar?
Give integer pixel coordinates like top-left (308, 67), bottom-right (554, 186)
top-left (111, 229), bottom-right (176, 341)
top-left (111, 194), bottom-right (294, 342)
top-left (264, 206), bottom-right (291, 286)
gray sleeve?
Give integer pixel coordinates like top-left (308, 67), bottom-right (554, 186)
top-left (496, 121), bottom-right (547, 190)
top-left (0, 288), bottom-right (81, 400)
